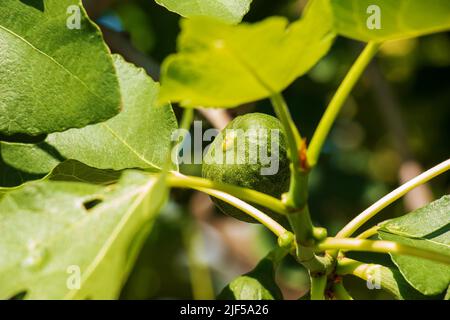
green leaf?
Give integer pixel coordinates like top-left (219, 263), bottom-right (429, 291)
top-left (378, 196), bottom-right (450, 296)
top-left (48, 160), bottom-right (121, 185)
top-left (346, 253), bottom-right (442, 300)
top-left (0, 0), bottom-right (121, 135)
top-left (45, 55), bottom-right (178, 171)
top-left (155, 0), bottom-right (252, 24)
top-left (2, 54), bottom-right (178, 175)
top-left (159, 1), bottom-right (335, 108)
top-left (0, 158), bottom-right (120, 196)
top-left (328, 0), bottom-right (450, 42)
top-left (380, 195), bottom-right (450, 239)
top-left (0, 144), bottom-right (48, 188)
top-left (378, 232), bottom-right (450, 296)
top-left (1, 142), bottom-right (61, 175)
top-left (217, 249), bottom-right (285, 300)
top-left (372, 264), bottom-right (436, 300)
top-left (0, 170), bottom-right (168, 299)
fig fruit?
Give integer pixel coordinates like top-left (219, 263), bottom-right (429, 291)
top-left (202, 113), bottom-right (290, 223)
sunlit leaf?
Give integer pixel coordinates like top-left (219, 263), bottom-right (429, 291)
top-left (346, 253), bottom-right (442, 300)
top-left (0, 171), bottom-right (168, 299)
top-left (159, 0), bottom-right (335, 108)
top-left (0, 0), bottom-right (121, 135)
top-left (155, 0), bottom-right (252, 24)
top-left (328, 0), bottom-right (450, 42)
top-left (378, 196), bottom-right (450, 296)
top-left (1, 55), bottom-right (177, 186)
top-left (48, 160), bottom-right (121, 185)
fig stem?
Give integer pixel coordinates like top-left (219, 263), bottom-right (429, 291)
top-left (194, 186), bottom-right (288, 237)
top-left (331, 282), bottom-right (353, 300)
top-left (270, 93), bottom-right (307, 208)
top-left (310, 274), bottom-right (327, 300)
top-left (270, 94), bottom-right (331, 273)
top-left (317, 238), bottom-right (450, 266)
top-left (168, 172), bottom-right (288, 216)
top-left (355, 225), bottom-right (380, 239)
top-left (336, 158), bottom-right (450, 239)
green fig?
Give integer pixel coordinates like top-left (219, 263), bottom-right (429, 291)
top-left (202, 113), bottom-right (290, 223)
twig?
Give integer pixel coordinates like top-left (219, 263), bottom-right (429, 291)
top-left (336, 159), bottom-right (450, 238)
top-left (317, 238), bottom-right (450, 265)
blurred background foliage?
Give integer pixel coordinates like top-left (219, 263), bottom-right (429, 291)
top-left (83, 0), bottom-right (449, 300)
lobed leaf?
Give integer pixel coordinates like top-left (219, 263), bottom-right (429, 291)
top-left (0, 0), bottom-right (121, 135)
top-left (0, 143), bottom-right (51, 195)
top-left (159, 0), bottom-right (335, 108)
top-left (327, 0), bottom-right (450, 42)
top-left (1, 54), bottom-right (178, 186)
top-left (378, 196), bottom-right (450, 296)
top-left (346, 253), bottom-right (444, 300)
top-left (217, 249), bottom-right (285, 300)
top-left (371, 264), bottom-right (434, 300)
top-left (48, 160), bottom-right (121, 185)
top-left (0, 170), bottom-right (168, 299)
top-left (155, 0), bottom-right (252, 24)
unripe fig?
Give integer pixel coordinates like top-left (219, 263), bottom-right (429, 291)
top-left (202, 113), bottom-right (290, 223)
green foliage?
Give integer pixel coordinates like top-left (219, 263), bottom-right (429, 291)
top-left (155, 0), bottom-right (252, 24)
top-left (1, 142), bottom-right (60, 175)
top-left (0, 0), bottom-right (449, 301)
top-left (42, 55), bottom-right (177, 171)
top-left (202, 113), bottom-right (289, 223)
top-left (346, 254), bottom-right (441, 300)
top-left (48, 160), bottom-right (121, 185)
top-left (218, 250), bottom-right (284, 300)
top-left (0, 142), bottom-right (56, 188)
top-left (159, 1), bottom-right (335, 108)
top-left (0, 55), bottom-right (177, 187)
top-left (378, 196), bottom-right (450, 295)
top-left (328, 0), bottom-right (450, 42)
top-left (0, 0), bottom-right (121, 135)
top-left (373, 264), bottom-right (431, 300)
top-left (0, 171), bottom-right (167, 299)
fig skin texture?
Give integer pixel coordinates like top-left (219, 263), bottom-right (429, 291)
top-left (202, 113), bottom-right (290, 223)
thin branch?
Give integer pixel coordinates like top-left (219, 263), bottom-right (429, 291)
top-left (195, 187), bottom-right (288, 238)
top-left (331, 282), bottom-right (353, 300)
top-left (356, 225), bottom-right (380, 239)
top-left (336, 159), bottom-right (450, 238)
top-left (310, 274), bottom-right (327, 300)
top-left (270, 93), bottom-right (307, 208)
top-left (167, 172), bottom-right (287, 216)
top-left (317, 238), bottom-right (450, 266)
top-left (179, 108), bottom-right (194, 132)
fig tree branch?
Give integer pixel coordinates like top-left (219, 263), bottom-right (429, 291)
top-left (317, 238), bottom-right (450, 266)
top-left (336, 158), bottom-right (450, 238)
